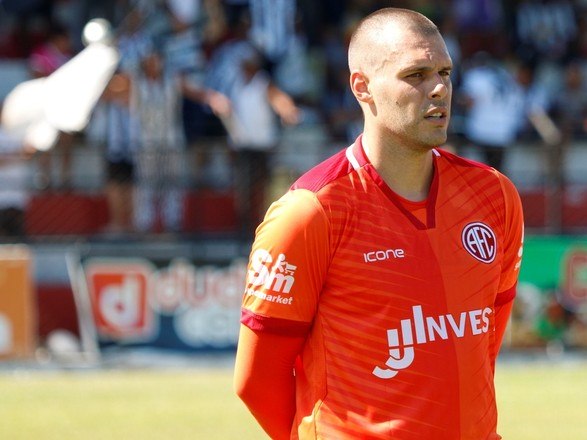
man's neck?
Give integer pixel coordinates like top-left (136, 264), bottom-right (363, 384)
top-left (362, 135), bottom-right (435, 202)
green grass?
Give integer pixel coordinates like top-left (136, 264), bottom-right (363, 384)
top-left (0, 369), bottom-right (265, 440)
top-left (0, 360), bottom-right (586, 439)
top-left (496, 360), bottom-right (587, 440)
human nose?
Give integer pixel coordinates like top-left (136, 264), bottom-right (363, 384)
top-left (429, 75), bottom-right (450, 100)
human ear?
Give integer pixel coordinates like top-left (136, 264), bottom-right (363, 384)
top-left (350, 71), bottom-right (373, 104)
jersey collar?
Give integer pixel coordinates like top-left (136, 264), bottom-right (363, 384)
top-left (346, 134), bottom-right (440, 230)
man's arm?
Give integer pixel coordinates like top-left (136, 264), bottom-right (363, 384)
top-left (179, 77), bottom-right (232, 118)
top-left (491, 173), bottom-right (524, 367)
top-left (494, 298), bottom-right (514, 352)
top-left (234, 324), bottom-right (306, 440)
top-left (267, 83), bottom-right (300, 126)
top-left (490, 295), bottom-right (515, 373)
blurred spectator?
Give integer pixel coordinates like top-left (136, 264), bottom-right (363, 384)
top-left (272, 13), bottom-right (316, 105)
top-left (51, 0), bottom-right (86, 52)
top-left (551, 60), bottom-right (587, 142)
top-left (459, 52), bottom-right (525, 171)
top-left (162, 0), bottom-right (227, 186)
top-left (99, 72), bottom-right (138, 235)
top-left (29, 22), bottom-right (72, 78)
top-left (535, 295), bottom-right (569, 345)
top-left (94, 6), bottom-right (151, 235)
top-left (296, 0), bottom-right (347, 46)
top-left (3, 0), bottom-right (587, 240)
top-left (220, 48), bottom-right (300, 236)
top-left (127, 48), bottom-right (229, 234)
top-left (319, 23), bottom-right (361, 144)
top-left (28, 21), bottom-right (75, 190)
top-left (0, 110), bottom-right (34, 239)
top-left (514, 0), bottom-right (578, 64)
top-left (91, 2), bottom-right (231, 235)
top-left (451, 0), bottom-right (507, 58)
top-left (249, 0), bottom-right (296, 67)
top-left (438, 9), bottom-right (462, 86)
top-left (116, 6), bottom-right (153, 74)
top-left (222, 0), bottom-right (251, 29)
top-left (459, 53), bottom-right (554, 171)
top-left (131, 49), bottom-right (186, 234)
top-left (452, 0), bottom-right (504, 33)
top-left (321, 62), bottom-right (362, 144)
top-left (574, 8), bottom-right (587, 59)
top-left (513, 61), bottom-right (555, 143)
top-left (205, 11), bottom-right (255, 98)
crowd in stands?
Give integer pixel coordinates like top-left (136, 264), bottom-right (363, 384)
top-left (1, 0), bottom-right (587, 238)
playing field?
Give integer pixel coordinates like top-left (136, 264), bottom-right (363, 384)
top-left (0, 356), bottom-right (586, 439)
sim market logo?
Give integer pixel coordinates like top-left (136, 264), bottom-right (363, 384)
top-left (373, 305), bottom-right (492, 379)
top-left (246, 249), bottom-right (297, 305)
top-left (462, 222), bottom-right (496, 264)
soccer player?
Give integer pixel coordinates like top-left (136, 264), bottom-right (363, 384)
top-left (234, 7), bottom-right (524, 440)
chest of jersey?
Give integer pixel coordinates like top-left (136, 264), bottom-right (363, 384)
top-left (322, 169), bottom-right (504, 315)
top-left (312, 165), bottom-right (505, 385)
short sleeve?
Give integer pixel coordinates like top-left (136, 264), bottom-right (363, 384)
top-left (496, 173), bottom-right (524, 305)
top-left (241, 189), bottom-right (330, 335)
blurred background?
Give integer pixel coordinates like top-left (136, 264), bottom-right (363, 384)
top-left (0, 0), bottom-right (586, 364)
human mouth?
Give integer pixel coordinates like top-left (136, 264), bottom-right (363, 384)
top-left (427, 112), bottom-right (443, 118)
top-left (424, 108), bottom-right (448, 124)
top-left (424, 107), bottom-right (447, 118)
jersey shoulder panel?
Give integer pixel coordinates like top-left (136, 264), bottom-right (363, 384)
top-left (291, 148), bottom-right (354, 193)
top-left (436, 147), bottom-right (494, 171)
top-left (257, 188), bottom-right (330, 245)
top-left (436, 147), bottom-right (506, 199)
top-left (496, 168), bottom-right (523, 200)
top-left (241, 189), bottom-right (331, 331)
top-left (439, 146), bottom-right (523, 222)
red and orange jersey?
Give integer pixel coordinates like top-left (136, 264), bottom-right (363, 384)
top-left (241, 136), bottom-right (524, 439)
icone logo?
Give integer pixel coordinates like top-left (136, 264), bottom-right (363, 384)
top-left (364, 248), bottom-right (405, 263)
top-left (373, 305), bottom-right (492, 379)
top-left (462, 222), bottom-right (497, 263)
top-left (248, 249), bottom-right (297, 294)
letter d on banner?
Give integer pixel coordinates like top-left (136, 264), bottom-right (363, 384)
top-left (85, 259), bottom-right (155, 342)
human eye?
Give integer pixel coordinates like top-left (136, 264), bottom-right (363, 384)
top-left (406, 71), bottom-right (424, 79)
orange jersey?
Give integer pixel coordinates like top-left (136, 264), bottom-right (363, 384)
top-left (241, 136), bottom-right (524, 439)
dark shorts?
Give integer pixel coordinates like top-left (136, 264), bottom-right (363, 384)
top-left (106, 159), bottom-right (134, 184)
top-left (0, 207), bottom-right (24, 237)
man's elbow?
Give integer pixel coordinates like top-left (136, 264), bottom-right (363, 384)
top-left (233, 375), bottom-right (247, 401)
top-left (234, 372), bottom-right (257, 407)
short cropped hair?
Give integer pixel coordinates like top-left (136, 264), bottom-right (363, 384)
top-left (348, 8), bottom-right (440, 72)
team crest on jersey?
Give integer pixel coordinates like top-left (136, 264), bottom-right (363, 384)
top-left (461, 222), bottom-right (497, 263)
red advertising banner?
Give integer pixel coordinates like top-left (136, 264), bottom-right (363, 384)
top-left (85, 260), bottom-right (155, 342)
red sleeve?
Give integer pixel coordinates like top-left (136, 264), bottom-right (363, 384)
top-left (234, 324), bottom-right (306, 440)
top-left (497, 173), bottom-right (524, 294)
top-left (490, 293), bottom-right (515, 372)
top-left (494, 296), bottom-right (514, 350)
top-left (241, 308), bottom-right (312, 336)
top-left (489, 174), bottom-right (522, 371)
top-left (242, 189), bottom-right (330, 324)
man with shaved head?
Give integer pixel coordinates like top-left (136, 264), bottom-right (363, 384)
top-left (235, 8), bottom-right (524, 439)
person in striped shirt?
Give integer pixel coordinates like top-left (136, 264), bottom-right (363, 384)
top-left (234, 7), bottom-right (524, 439)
